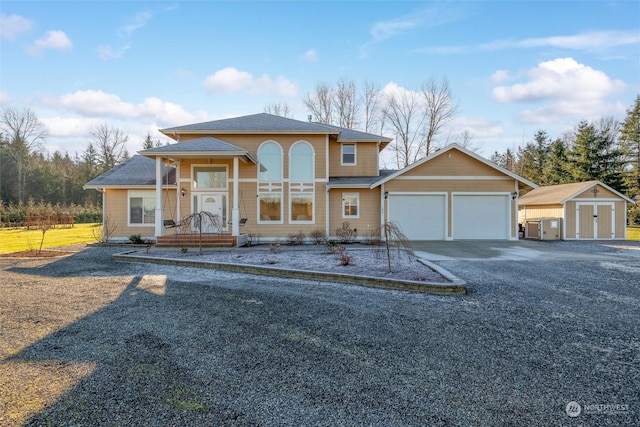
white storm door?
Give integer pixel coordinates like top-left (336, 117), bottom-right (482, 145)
top-left (196, 193), bottom-right (225, 233)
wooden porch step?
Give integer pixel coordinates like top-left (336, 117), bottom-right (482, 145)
top-left (156, 233), bottom-right (236, 248)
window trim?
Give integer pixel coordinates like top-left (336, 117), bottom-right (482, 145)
top-left (257, 141), bottom-right (284, 224)
top-left (192, 164), bottom-right (228, 191)
top-left (128, 190), bottom-right (156, 227)
top-left (342, 192), bottom-right (360, 219)
top-left (289, 141), bottom-right (315, 224)
top-left (341, 143), bottom-right (356, 166)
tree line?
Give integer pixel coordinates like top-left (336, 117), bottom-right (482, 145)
top-left (0, 106), bottom-right (164, 225)
top-left (489, 96), bottom-right (640, 224)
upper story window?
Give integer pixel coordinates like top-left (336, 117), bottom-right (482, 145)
top-left (290, 142), bottom-right (314, 182)
top-left (341, 143), bottom-right (356, 165)
top-left (193, 166), bottom-right (227, 190)
top-left (258, 141), bottom-right (283, 223)
top-left (289, 142), bottom-right (314, 223)
top-left (258, 141), bottom-right (282, 182)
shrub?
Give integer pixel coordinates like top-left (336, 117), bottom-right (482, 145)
top-left (129, 234), bottom-right (144, 244)
top-left (287, 231), bottom-right (306, 246)
top-left (309, 228), bottom-right (326, 244)
top-left (339, 250), bottom-right (353, 266)
top-left (335, 221), bottom-right (357, 244)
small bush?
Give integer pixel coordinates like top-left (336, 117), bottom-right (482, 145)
top-left (269, 241), bottom-right (281, 253)
top-left (287, 231), bottom-right (306, 246)
top-left (309, 228), bottom-right (326, 244)
top-left (336, 222), bottom-right (357, 244)
top-left (129, 234), bottom-right (144, 244)
top-left (339, 250), bottom-right (353, 266)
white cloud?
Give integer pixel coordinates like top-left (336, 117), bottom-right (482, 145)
top-left (0, 14), bottom-right (33, 39)
top-left (41, 116), bottom-right (104, 138)
top-left (492, 57), bottom-right (627, 124)
top-left (27, 30), bottom-right (73, 55)
top-left (97, 43), bottom-right (131, 60)
top-left (482, 30), bottom-right (640, 52)
top-left (301, 49), bottom-right (318, 62)
top-left (0, 91), bottom-right (11, 103)
top-left (204, 67), bottom-right (298, 97)
top-left (117, 10), bottom-right (152, 38)
top-left (493, 57), bottom-right (625, 103)
top-left (449, 116), bottom-right (504, 138)
top-left (490, 70), bottom-right (513, 84)
top-left (54, 89), bottom-right (197, 126)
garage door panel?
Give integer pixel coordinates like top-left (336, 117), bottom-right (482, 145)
top-left (453, 194), bottom-right (509, 239)
top-left (388, 194), bottom-right (446, 240)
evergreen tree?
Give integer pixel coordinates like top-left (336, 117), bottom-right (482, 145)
top-left (568, 120), bottom-right (625, 190)
top-left (619, 95), bottom-right (640, 198)
top-left (541, 138), bottom-right (571, 185)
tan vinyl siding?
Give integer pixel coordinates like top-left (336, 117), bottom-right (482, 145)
top-left (384, 179), bottom-right (514, 193)
top-left (615, 201), bottom-right (626, 237)
top-left (105, 188), bottom-right (178, 239)
top-left (518, 204), bottom-right (563, 223)
top-left (329, 141), bottom-right (379, 177)
top-left (403, 150), bottom-right (504, 177)
top-left (574, 184), bottom-right (619, 199)
top-left (328, 188), bottom-right (381, 238)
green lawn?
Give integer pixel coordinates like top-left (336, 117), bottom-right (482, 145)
top-left (0, 223), bottom-right (101, 254)
top-left (628, 227), bottom-right (640, 241)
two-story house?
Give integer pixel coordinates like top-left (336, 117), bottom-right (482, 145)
top-left (85, 113), bottom-right (536, 244)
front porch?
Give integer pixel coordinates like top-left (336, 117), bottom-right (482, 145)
top-left (156, 233), bottom-right (248, 248)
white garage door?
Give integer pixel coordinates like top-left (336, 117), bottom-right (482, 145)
top-left (452, 194), bottom-right (510, 239)
top-left (388, 194), bottom-right (446, 240)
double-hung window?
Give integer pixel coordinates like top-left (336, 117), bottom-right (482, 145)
top-left (129, 191), bottom-right (155, 225)
top-left (341, 143), bottom-right (356, 165)
top-left (342, 193), bottom-right (359, 218)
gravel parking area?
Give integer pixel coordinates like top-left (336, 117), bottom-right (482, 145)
top-left (1, 244), bottom-right (638, 426)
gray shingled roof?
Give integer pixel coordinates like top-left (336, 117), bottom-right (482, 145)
top-left (84, 155), bottom-right (175, 188)
top-left (328, 170), bottom-right (397, 188)
top-left (519, 180), bottom-right (635, 205)
top-left (140, 137), bottom-right (247, 154)
top-left (160, 112), bottom-right (392, 142)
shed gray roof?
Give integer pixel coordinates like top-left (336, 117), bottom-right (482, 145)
top-left (84, 155), bottom-right (175, 188)
top-left (519, 180), bottom-right (635, 205)
top-left (160, 113), bottom-right (392, 143)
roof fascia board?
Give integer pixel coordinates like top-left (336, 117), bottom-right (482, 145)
top-left (563, 181), bottom-right (636, 204)
top-left (371, 143), bottom-right (538, 189)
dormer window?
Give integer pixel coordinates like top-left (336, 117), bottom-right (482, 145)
top-left (341, 143), bottom-right (356, 165)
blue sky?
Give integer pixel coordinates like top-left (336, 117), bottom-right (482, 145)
top-left (1, 0), bottom-right (639, 162)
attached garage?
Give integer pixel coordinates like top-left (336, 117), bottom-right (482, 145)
top-left (376, 144), bottom-right (537, 241)
top-left (387, 193), bottom-right (446, 240)
top-left (518, 180), bottom-right (635, 240)
top-left (452, 193), bottom-right (511, 239)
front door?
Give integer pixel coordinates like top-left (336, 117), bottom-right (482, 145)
top-left (194, 193), bottom-right (227, 232)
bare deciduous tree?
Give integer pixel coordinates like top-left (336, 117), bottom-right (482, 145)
top-left (91, 124), bottom-right (129, 173)
top-left (264, 101), bottom-right (292, 118)
top-left (304, 82), bottom-right (333, 124)
top-left (362, 80), bottom-right (383, 134)
top-left (333, 78), bottom-right (359, 129)
top-left (0, 107), bottom-right (47, 202)
top-left (421, 77), bottom-right (458, 155)
top-left (382, 88), bottom-right (427, 168)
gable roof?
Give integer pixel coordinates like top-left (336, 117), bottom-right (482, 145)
top-left (328, 170), bottom-right (396, 189)
top-left (371, 143), bottom-right (538, 189)
top-left (139, 137), bottom-right (257, 163)
top-left (519, 180), bottom-right (636, 205)
top-left (84, 155), bottom-right (175, 188)
top-left (160, 113), bottom-right (392, 144)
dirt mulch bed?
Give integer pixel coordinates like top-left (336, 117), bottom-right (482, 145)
top-left (0, 249), bottom-right (76, 258)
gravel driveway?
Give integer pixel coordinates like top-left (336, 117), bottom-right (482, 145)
top-left (1, 243), bottom-right (638, 426)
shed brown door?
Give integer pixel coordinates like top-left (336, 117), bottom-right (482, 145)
top-left (576, 203), bottom-right (614, 240)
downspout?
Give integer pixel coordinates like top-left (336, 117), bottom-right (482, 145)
top-left (325, 135), bottom-right (330, 238)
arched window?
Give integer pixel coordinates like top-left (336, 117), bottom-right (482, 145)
top-left (257, 141), bottom-right (283, 222)
top-left (289, 141), bottom-right (314, 223)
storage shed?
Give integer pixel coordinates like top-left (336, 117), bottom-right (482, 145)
top-left (518, 180), bottom-right (635, 240)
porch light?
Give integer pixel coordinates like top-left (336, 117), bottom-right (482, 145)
top-left (181, 187), bottom-right (186, 197)
top-left (384, 191), bottom-right (389, 200)
top-left (511, 191), bottom-right (518, 200)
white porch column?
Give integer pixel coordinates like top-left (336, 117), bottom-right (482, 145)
top-left (232, 156), bottom-right (240, 237)
top-left (175, 161), bottom-right (181, 222)
top-left (155, 157), bottom-right (163, 237)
